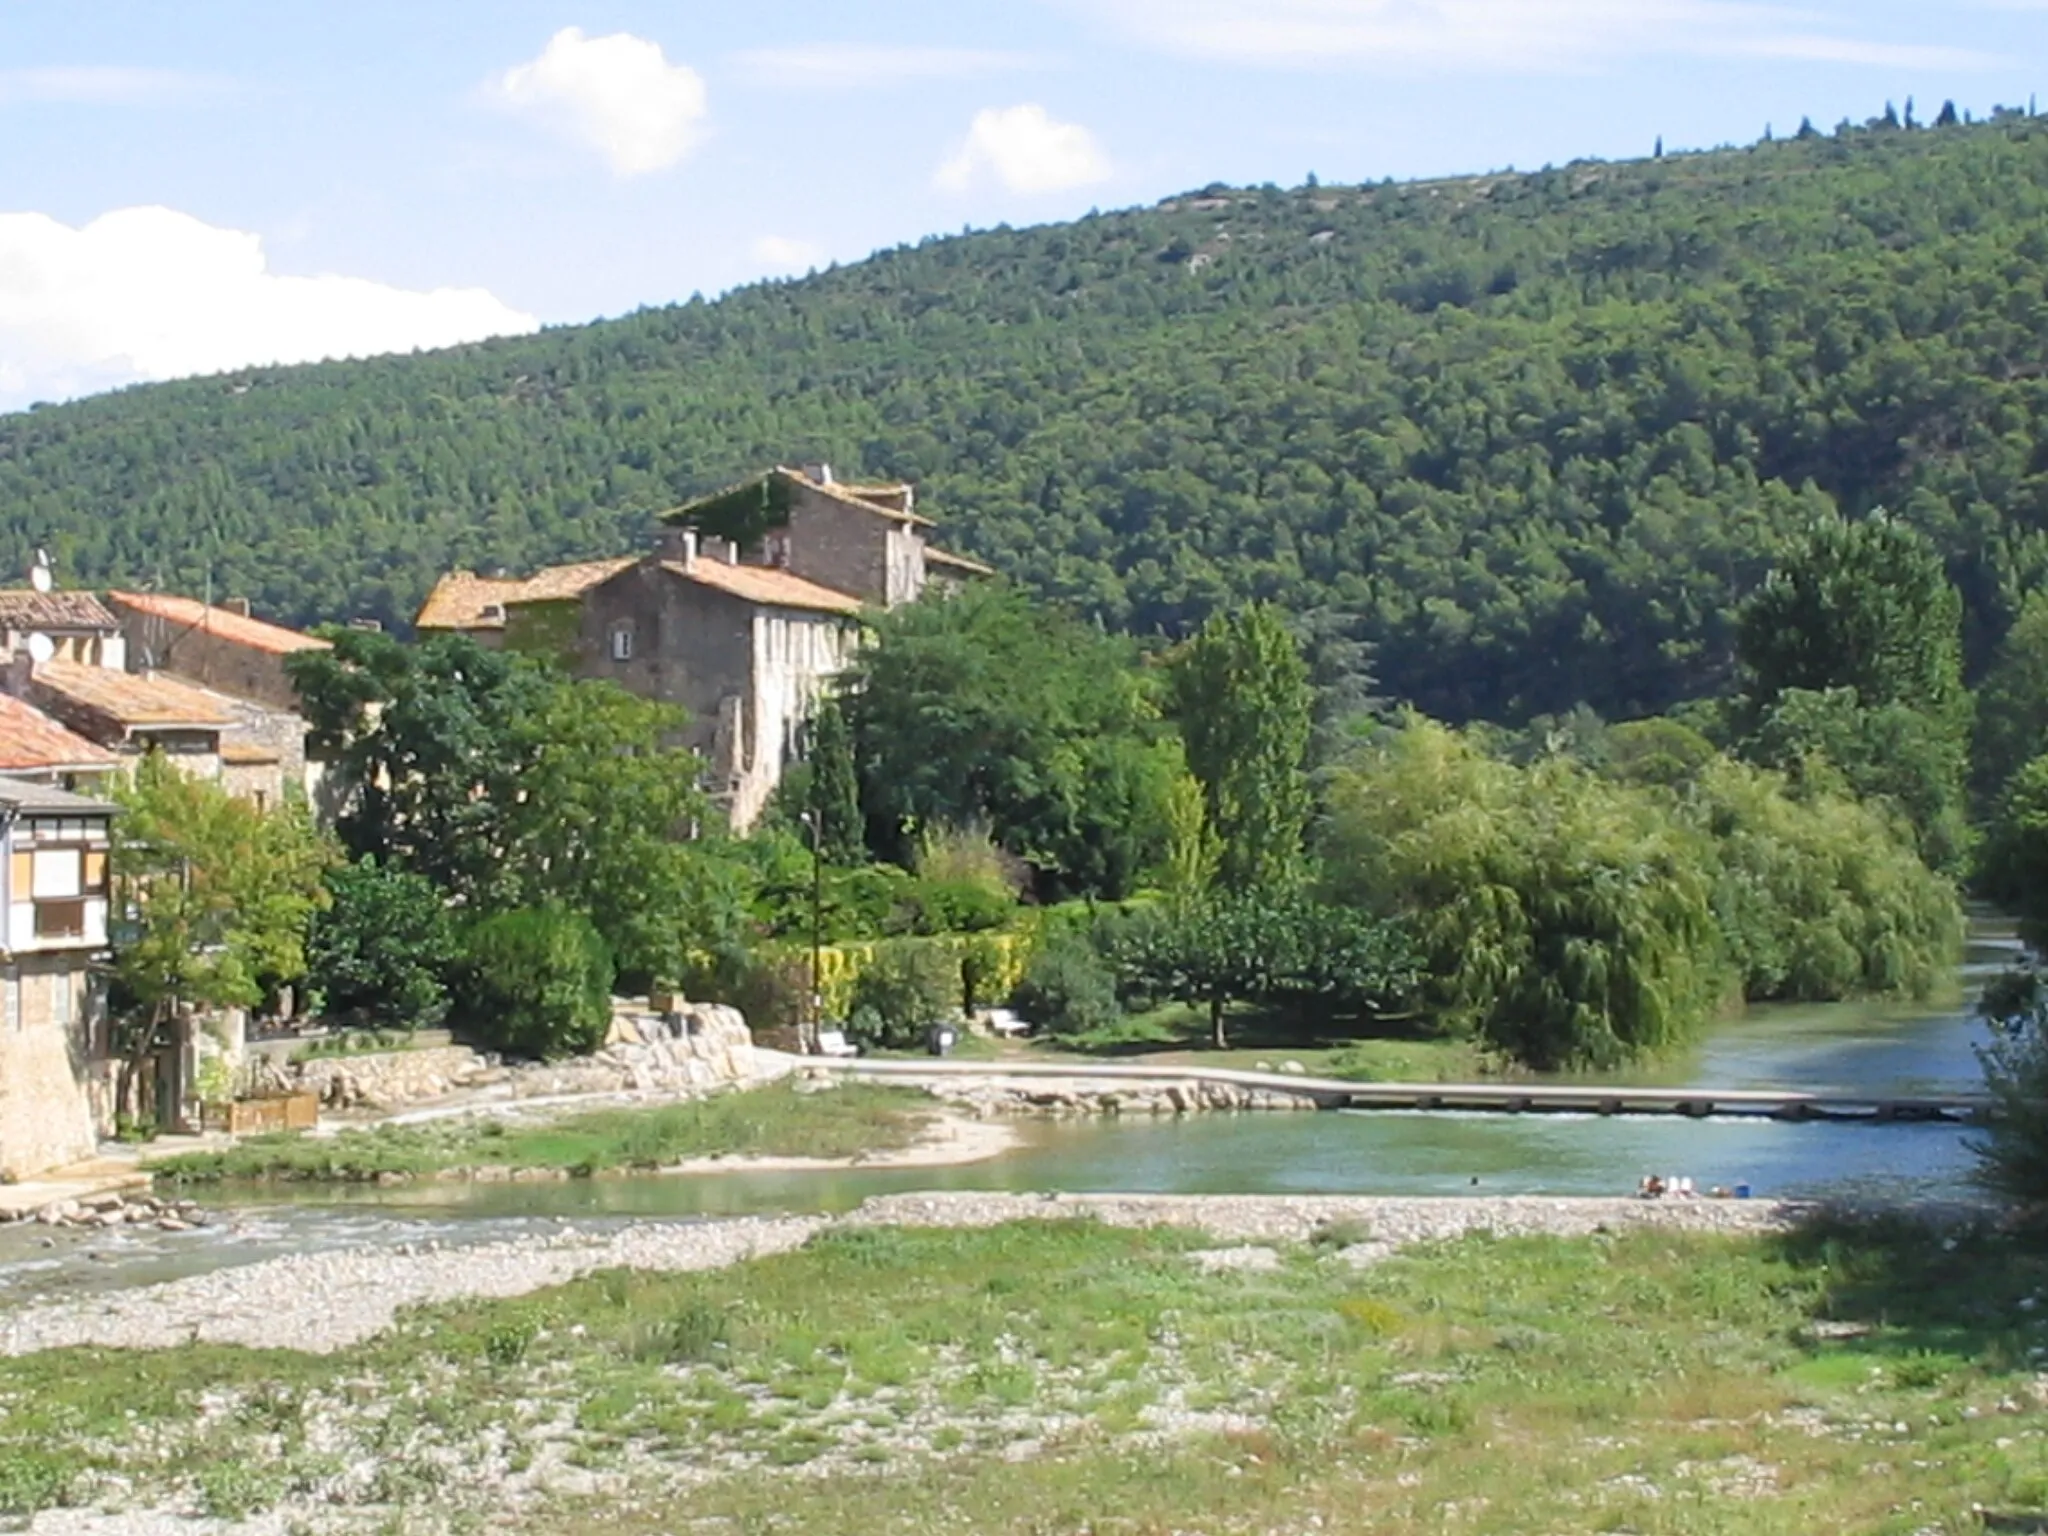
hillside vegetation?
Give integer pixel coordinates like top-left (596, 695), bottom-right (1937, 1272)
top-left (11, 112), bottom-right (2048, 720)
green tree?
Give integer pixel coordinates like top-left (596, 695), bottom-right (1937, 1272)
top-left (1737, 513), bottom-right (1971, 872)
top-left (1980, 753), bottom-right (2048, 944)
top-left (306, 857), bottom-right (459, 1032)
top-left (845, 585), bottom-right (1176, 899)
top-left (111, 756), bottom-right (333, 1110)
top-left (1973, 588), bottom-right (2048, 804)
top-left (453, 907), bottom-right (614, 1060)
top-left (805, 693), bottom-right (865, 865)
top-left (1971, 969), bottom-right (2048, 1203)
top-left (1323, 719), bottom-right (1726, 1070)
top-left (1169, 604), bottom-right (1314, 896)
top-left (1114, 891), bottom-right (1417, 1049)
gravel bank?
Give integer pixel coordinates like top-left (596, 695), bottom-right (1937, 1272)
top-left (0, 1193), bottom-right (1823, 1358)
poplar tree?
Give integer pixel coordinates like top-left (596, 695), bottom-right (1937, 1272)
top-left (806, 693), bottom-right (865, 865)
top-left (1170, 604), bottom-right (1314, 897)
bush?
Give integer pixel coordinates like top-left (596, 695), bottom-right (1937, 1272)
top-left (452, 906), bottom-right (614, 1060)
top-left (907, 877), bottom-right (1014, 935)
top-left (845, 942), bottom-right (960, 1049)
top-left (307, 856), bottom-right (458, 1031)
top-left (1973, 968), bottom-right (2048, 1204)
top-left (1010, 933), bottom-right (1122, 1037)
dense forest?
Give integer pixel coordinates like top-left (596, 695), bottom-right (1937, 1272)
top-left (11, 109), bottom-right (2048, 721)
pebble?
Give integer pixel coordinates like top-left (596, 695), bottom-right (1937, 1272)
top-left (0, 1194), bottom-right (1815, 1359)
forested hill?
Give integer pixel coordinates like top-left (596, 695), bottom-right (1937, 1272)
top-left (12, 113), bottom-right (2048, 722)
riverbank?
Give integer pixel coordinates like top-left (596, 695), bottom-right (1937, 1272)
top-left (0, 1192), bottom-right (2041, 1536)
top-left (146, 1081), bottom-right (991, 1188)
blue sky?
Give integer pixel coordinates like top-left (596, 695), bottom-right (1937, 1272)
top-left (2, 0), bottom-right (2045, 409)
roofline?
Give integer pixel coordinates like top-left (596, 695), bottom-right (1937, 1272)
top-left (663, 466), bottom-right (937, 529)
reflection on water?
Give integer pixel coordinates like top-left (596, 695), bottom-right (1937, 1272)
top-left (0, 919), bottom-right (2016, 1303)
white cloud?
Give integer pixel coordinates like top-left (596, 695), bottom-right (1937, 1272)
top-left (733, 43), bottom-right (1036, 87)
top-left (753, 235), bottom-right (825, 273)
top-left (0, 66), bottom-right (223, 104)
top-left (1080, 0), bottom-right (1991, 72)
top-left (935, 104), bottom-right (1112, 195)
top-left (492, 27), bottom-right (708, 176)
top-left (0, 205), bottom-right (537, 410)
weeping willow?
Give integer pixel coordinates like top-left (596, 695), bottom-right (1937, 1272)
top-left (1322, 716), bottom-right (1960, 1070)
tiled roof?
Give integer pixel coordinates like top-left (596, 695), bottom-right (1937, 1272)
top-left (32, 662), bottom-right (235, 730)
top-left (105, 591), bottom-right (331, 657)
top-left (415, 559), bottom-right (635, 630)
top-left (657, 559), bottom-right (863, 615)
top-left (0, 694), bottom-right (118, 773)
top-left (0, 590), bottom-right (119, 632)
top-left (925, 546), bottom-right (995, 576)
top-left (0, 776), bottom-right (117, 816)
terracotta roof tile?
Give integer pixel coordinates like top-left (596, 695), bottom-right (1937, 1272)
top-left (105, 591), bottom-right (330, 657)
top-left (656, 559), bottom-right (863, 615)
top-left (0, 694), bottom-right (119, 772)
top-left (0, 590), bottom-right (119, 632)
top-left (32, 662), bottom-right (235, 730)
top-left (415, 560), bottom-right (634, 630)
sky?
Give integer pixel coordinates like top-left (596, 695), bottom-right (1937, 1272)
top-left (2, 0), bottom-right (2046, 412)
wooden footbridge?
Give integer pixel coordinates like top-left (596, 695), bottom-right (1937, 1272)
top-left (811, 1058), bottom-right (1992, 1124)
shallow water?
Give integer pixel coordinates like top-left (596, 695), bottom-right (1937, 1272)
top-left (0, 921), bottom-right (2016, 1302)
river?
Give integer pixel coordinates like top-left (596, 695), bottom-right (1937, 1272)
top-left (0, 920), bottom-right (2017, 1302)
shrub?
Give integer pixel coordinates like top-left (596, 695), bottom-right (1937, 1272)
top-left (1010, 933), bottom-right (1122, 1037)
top-left (1974, 968), bottom-right (2048, 1204)
top-left (907, 877), bottom-right (1014, 935)
top-left (845, 942), bottom-right (960, 1049)
top-left (452, 906), bottom-right (614, 1060)
top-left (307, 856), bottom-right (458, 1031)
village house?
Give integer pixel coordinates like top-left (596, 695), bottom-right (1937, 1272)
top-left (0, 586), bottom-right (328, 813)
top-left (414, 465), bottom-right (990, 829)
top-left (0, 693), bottom-right (121, 792)
top-left (0, 777), bottom-right (114, 1181)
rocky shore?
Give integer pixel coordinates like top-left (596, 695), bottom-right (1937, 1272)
top-left (0, 1192), bottom-right (1816, 1357)
top-left (0, 1190), bottom-right (210, 1232)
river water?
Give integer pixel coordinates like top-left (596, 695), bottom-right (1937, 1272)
top-left (0, 921), bottom-right (2019, 1302)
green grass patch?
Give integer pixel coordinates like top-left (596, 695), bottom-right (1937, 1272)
top-left (8, 1213), bottom-right (2048, 1531)
top-left (152, 1080), bottom-right (936, 1184)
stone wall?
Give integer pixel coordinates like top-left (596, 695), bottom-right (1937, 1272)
top-left (257, 1003), bottom-right (765, 1113)
top-left (0, 952), bottom-right (98, 1179)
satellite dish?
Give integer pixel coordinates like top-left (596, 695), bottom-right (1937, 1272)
top-left (25, 632), bottom-right (54, 664)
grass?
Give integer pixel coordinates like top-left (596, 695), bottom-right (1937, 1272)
top-left (7, 1212), bottom-right (2048, 1531)
top-left (150, 1080), bottom-right (937, 1185)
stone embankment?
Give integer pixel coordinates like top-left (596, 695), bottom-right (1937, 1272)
top-left (803, 1061), bottom-right (1335, 1117)
top-left (254, 1002), bottom-right (764, 1114)
top-left (0, 1193), bottom-right (1816, 1358)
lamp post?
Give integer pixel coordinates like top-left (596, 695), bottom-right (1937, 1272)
top-left (798, 810), bottom-right (824, 1054)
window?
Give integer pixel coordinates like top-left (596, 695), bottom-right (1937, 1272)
top-left (51, 967), bottom-right (72, 1027)
top-left (32, 847), bottom-right (82, 899)
top-left (610, 622), bottom-right (635, 661)
top-left (83, 850), bottom-right (107, 895)
top-left (34, 900), bottom-right (86, 941)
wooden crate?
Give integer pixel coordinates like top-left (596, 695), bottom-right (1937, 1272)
top-left (204, 1092), bottom-right (319, 1135)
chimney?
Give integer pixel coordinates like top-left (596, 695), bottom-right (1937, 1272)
top-left (221, 597), bottom-right (251, 618)
top-left (724, 540), bottom-right (739, 565)
top-left (2, 649), bottom-right (31, 698)
top-left (801, 462), bottom-right (833, 485)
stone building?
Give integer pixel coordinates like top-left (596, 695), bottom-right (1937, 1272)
top-left (105, 590), bottom-right (331, 715)
top-left (0, 590), bottom-right (125, 670)
top-left (0, 777), bottom-right (115, 1180)
top-left (414, 465), bottom-right (989, 830)
top-left (0, 693), bottom-right (120, 791)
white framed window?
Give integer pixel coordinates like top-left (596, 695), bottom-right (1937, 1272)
top-left (609, 622), bottom-right (635, 662)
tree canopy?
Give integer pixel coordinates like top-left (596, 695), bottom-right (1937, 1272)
top-left (15, 117), bottom-right (2048, 724)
